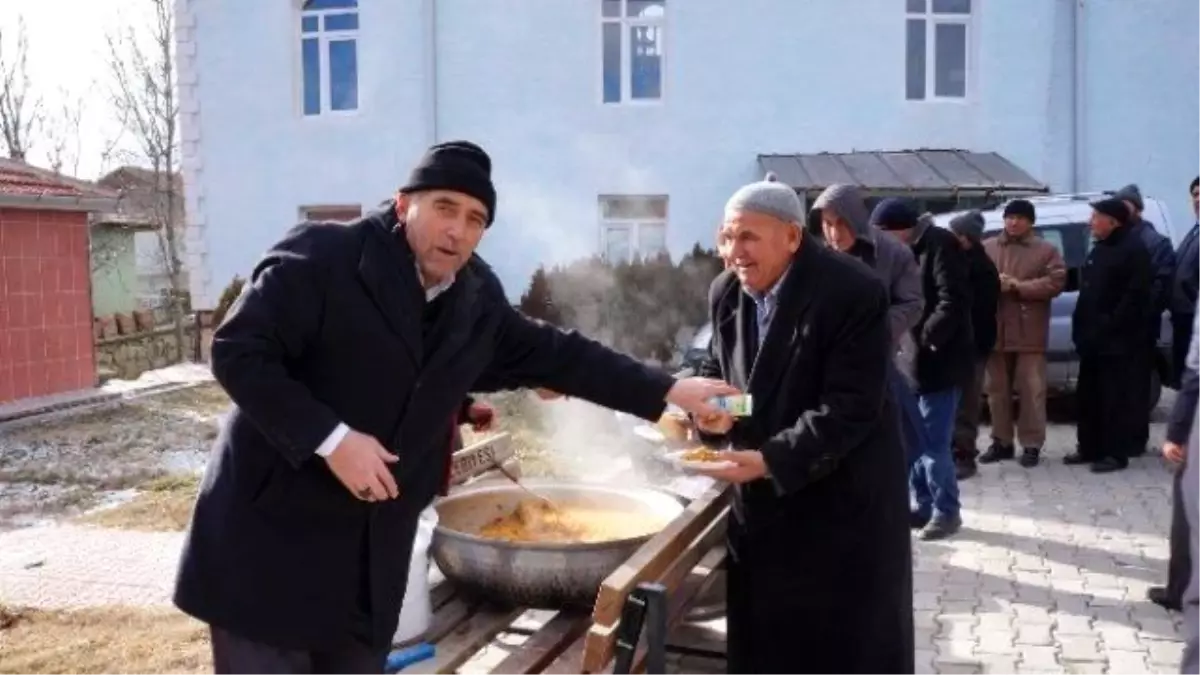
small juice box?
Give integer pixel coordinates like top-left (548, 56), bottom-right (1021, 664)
top-left (711, 394), bottom-right (753, 417)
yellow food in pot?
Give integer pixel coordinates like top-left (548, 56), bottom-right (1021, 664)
top-left (479, 500), bottom-right (664, 543)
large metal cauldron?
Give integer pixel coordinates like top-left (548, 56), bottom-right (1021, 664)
top-left (431, 482), bottom-right (685, 608)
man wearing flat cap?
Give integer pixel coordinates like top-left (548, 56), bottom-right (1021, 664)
top-left (692, 174), bottom-right (913, 673)
top-left (947, 211), bottom-right (1000, 479)
top-left (1113, 183), bottom-right (1176, 457)
top-left (173, 140), bottom-right (737, 673)
top-left (1070, 196), bottom-right (1153, 473)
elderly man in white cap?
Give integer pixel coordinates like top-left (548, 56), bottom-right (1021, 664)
top-left (691, 173), bottom-right (914, 673)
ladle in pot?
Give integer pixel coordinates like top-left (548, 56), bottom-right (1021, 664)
top-left (493, 461), bottom-right (562, 510)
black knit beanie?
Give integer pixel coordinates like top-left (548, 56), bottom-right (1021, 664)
top-left (1091, 197), bottom-right (1130, 225)
top-left (869, 198), bottom-right (919, 231)
top-left (399, 141), bottom-right (497, 225)
top-left (1002, 199), bottom-right (1036, 223)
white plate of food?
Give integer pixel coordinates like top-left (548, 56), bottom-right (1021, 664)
top-left (664, 447), bottom-right (735, 472)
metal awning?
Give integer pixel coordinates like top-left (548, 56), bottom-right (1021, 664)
top-left (758, 149), bottom-right (1049, 196)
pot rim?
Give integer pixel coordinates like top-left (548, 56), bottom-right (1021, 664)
top-left (432, 481), bottom-right (683, 552)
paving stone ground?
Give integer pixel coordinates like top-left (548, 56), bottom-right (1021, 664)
top-left (0, 404), bottom-right (1186, 674)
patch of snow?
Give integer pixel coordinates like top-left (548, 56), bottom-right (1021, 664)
top-left (100, 362), bottom-right (214, 396)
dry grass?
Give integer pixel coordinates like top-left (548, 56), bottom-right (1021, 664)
top-left (0, 603), bottom-right (211, 674)
top-left (78, 474), bottom-right (200, 532)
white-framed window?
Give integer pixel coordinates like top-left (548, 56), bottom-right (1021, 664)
top-left (300, 204), bottom-right (362, 222)
top-left (299, 0), bottom-right (359, 116)
top-left (905, 0), bottom-right (970, 101)
top-left (599, 195), bottom-right (668, 263)
top-left (600, 0), bottom-right (666, 104)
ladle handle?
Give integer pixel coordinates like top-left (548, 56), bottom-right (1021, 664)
top-left (493, 461), bottom-right (558, 508)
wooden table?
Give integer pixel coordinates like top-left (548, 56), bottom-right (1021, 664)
top-left (401, 435), bottom-right (732, 674)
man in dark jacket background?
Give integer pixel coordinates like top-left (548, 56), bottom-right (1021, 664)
top-left (947, 211), bottom-right (1000, 480)
top-left (1171, 177), bottom-right (1200, 386)
top-left (1148, 177), bottom-right (1200, 614)
top-left (877, 200), bottom-right (974, 540)
top-left (1113, 183), bottom-right (1176, 456)
top-left (1070, 197), bottom-right (1153, 474)
top-left (174, 140), bottom-right (736, 674)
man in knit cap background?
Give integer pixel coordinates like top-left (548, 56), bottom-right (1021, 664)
top-left (692, 173), bottom-right (913, 673)
top-left (1113, 183), bottom-right (1177, 458)
top-left (1070, 196), bottom-right (1152, 474)
top-left (947, 210), bottom-right (1000, 480)
top-left (979, 199), bottom-right (1065, 468)
top-left (875, 198), bottom-right (973, 540)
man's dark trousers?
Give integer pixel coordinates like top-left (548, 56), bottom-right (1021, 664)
top-left (1076, 355), bottom-right (1135, 463)
top-left (210, 627), bottom-right (389, 674)
top-left (1128, 339), bottom-right (1156, 453)
top-left (1166, 466), bottom-right (1193, 605)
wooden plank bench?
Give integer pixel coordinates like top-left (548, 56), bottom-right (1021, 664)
top-left (398, 433), bottom-right (730, 674)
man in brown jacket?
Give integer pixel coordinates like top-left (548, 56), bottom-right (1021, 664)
top-left (978, 200), bottom-right (1067, 467)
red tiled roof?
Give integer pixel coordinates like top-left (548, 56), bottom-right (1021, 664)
top-left (0, 159), bottom-right (118, 200)
top-left (0, 167), bottom-right (87, 197)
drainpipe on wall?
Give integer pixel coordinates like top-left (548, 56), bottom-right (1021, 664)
top-left (1070, 0), bottom-right (1085, 192)
top-left (425, 0), bottom-right (439, 145)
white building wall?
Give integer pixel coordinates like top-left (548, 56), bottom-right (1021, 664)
top-left (181, 0), bottom-right (1199, 306)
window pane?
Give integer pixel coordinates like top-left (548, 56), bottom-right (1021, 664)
top-left (302, 38), bottom-right (321, 115)
top-left (905, 19), bottom-right (926, 100)
top-left (602, 22), bottom-right (622, 103)
top-left (906, 0), bottom-right (925, 12)
top-left (605, 226), bottom-right (632, 263)
top-left (304, 0), bottom-right (356, 9)
top-left (932, 0), bottom-right (970, 13)
top-left (329, 39), bottom-right (358, 111)
top-left (600, 196), bottom-right (667, 219)
top-left (324, 12), bottom-right (359, 31)
top-left (629, 25), bottom-right (662, 100)
top-left (301, 15), bottom-right (319, 33)
top-left (934, 22), bottom-right (966, 97)
top-left (627, 0), bottom-right (665, 18)
top-left (638, 223), bottom-right (667, 258)
top-left (602, 0), bottom-right (621, 18)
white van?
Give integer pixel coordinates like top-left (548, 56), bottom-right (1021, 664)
top-left (933, 192), bottom-right (1181, 408)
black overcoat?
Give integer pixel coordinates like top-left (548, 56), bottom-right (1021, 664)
top-left (908, 223), bottom-right (975, 393)
top-left (174, 204), bottom-right (674, 650)
top-left (699, 242), bottom-right (914, 674)
top-left (1072, 222), bottom-right (1153, 357)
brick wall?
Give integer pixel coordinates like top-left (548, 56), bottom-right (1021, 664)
top-left (0, 207), bottom-right (96, 404)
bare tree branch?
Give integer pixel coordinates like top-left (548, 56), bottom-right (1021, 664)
top-left (42, 87), bottom-right (85, 175)
top-left (0, 17), bottom-right (43, 161)
top-left (106, 0), bottom-right (189, 360)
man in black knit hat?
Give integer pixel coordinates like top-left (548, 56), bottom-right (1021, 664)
top-left (979, 199), bottom-right (1065, 468)
top-left (875, 198), bottom-right (973, 540)
top-left (173, 141), bottom-right (738, 673)
top-left (1070, 197), bottom-right (1153, 473)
